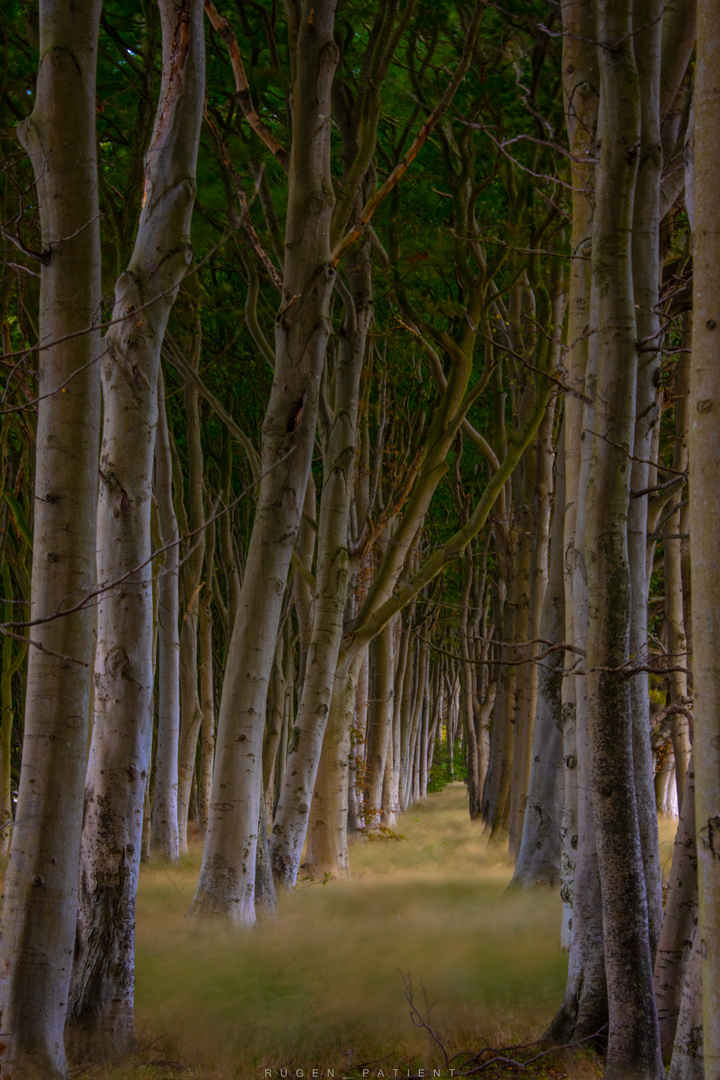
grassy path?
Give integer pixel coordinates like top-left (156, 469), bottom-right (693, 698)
top-left (86, 784), bottom-right (575, 1079)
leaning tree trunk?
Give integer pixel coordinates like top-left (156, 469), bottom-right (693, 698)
top-left (189, 2), bottom-right (339, 924)
top-left (582, 0), bottom-right (663, 1072)
top-left (689, 1), bottom-right (720, 1068)
top-left (0, 1), bottom-right (102, 1073)
top-left (66, 0), bottom-right (204, 1059)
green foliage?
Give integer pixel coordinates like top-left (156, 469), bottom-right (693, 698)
top-left (427, 732), bottom-right (466, 793)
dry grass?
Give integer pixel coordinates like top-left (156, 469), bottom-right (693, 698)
top-left (75, 784), bottom-right (585, 1080)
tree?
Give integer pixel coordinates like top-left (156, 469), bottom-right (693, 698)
top-left (0, 1), bottom-right (103, 1075)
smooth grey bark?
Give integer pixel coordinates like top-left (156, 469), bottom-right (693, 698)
top-left (510, 439), bottom-right (565, 888)
top-left (507, 448), bottom-right (535, 857)
top-left (151, 373), bottom-right (181, 863)
top-left (548, 0), bottom-right (606, 1032)
top-left (293, 472), bottom-right (317, 689)
top-left (509, 400), bottom-right (556, 860)
top-left (399, 631), bottom-right (418, 812)
top-left (177, 329), bottom-right (206, 853)
top-left (668, 929), bottom-right (704, 1080)
top-left (303, 651), bottom-right (364, 880)
top-left (655, 753), bottom-right (698, 1058)
top-left (656, 749), bottom-right (680, 818)
top-left (270, 228), bottom-right (370, 887)
top-left (263, 627), bottom-right (287, 821)
top-left (364, 615), bottom-right (395, 828)
top-left (483, 563), bottom-right (515, 843)
top-left (385, 616), bottom-right (410, 825)
top-left (664, 348), bottom-right (691, 811)
top-left (557, 0), bottom-right (597, 961)
top-left (189, 1), bottom-right (339, 923)
top-left (460, 546), bottom-right (482, 819)
top-left (689, 0), bottom-right (720, 1065)
top-left (582, 0), bottom-right (663, 1070)
top-left (0, 1), bottom-right (102, 1073)
top-left (198, 509), bottom-right (215, 827)
top-left (627, 0), bottom-right (667, 964)
top-left (66, 0), bottom-right (204, 1058)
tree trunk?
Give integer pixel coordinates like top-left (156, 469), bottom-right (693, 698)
top-left (151, 373), bottom-right (181, 863)
top-left (177, 333), bottom-right (206, 853)
top-left (270, 232), bottom-right (370, 888)
top-left (364, 617), bottom-right (396, 829)
top-left (189, 3), bottom-right (339, 924)
top-left (66, 0), bottom-right (204, 1057)
top-left (582, 0), bottom-right (663, 1070)
top-left (0, 1), bottom-right (102, 1072)
top-left (664, 348), bottom-right (691, 810)
top-left (510, 439), bottom-right (565, 887)
top-left (303, 651), bottom-right (364, 880)
top-left (198, 511), bottom-right (215, 828)
top-left (689, 0), bottom-right (720, 1066)
top-left (668, 929), bottom-right (704, 1080)
top-left (655, 753), bottom-right (698, 1058)
top-left (627, 0), bottom-right (665, 962)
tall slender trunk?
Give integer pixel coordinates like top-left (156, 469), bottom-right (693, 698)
top-left (0, 561), bottom-right (27, 855)
top-left (627, 0), bottom-right (664, 962)
top-left (664, 345), bottom-right (691, 811)
top-left (152, 374), bottom-right (181, 863)
top-left (364, 616), bottom-right (396, 829)
top-left (511, 438), bottom-right (565, 887)
top-left (654, 753), bottom-right (698, 1058)
top-left (507, 457), bottom-right (534, 857)
top-left (189, 2), bottom-right (339, 923)
top-left (668, 927), bottom-right (704, 1080)
top-left (460, 547), bottom-right (481, 818)
top-left (583, 0), bottom-right (663, 1070)
top-left (0, 1), bottom-right (102, 1072)
top-left (199, 511), bottom-right (215, 827)
top-left (509, 403), bottom-right (555, 859)
top-left (399, 633), bottom-right (418, 812)
top-left (66, 0), bottom-right (204, 1057)
top-left (689, 1), bottom-right (720, 1067)
top-left (264, 629), bottom-right (287, 821)
top-left (303, 651), bottom-right (363, 880)
top-left (270, 234), bottom-right (370, 888)
top-left (177, 336), bottom-right (206, 853)
top-left (549, 0), bottom-right (604, 1025)
top-left (385, 616), bottom-right (409, 826)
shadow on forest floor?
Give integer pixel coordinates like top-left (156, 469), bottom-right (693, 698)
top-left (72, 783), bottom-right (678, 1080)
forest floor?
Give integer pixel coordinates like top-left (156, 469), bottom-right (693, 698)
top-left (72, 784), bottom-right (677, 1080)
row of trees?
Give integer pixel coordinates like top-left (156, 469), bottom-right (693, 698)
top-left (0, 0), bottom-right (717, 1078)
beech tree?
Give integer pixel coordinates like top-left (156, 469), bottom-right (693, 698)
top-left (0, 0), bottom-right (102, 1074)
top-left (1, 0), bottom-right (718, 1075)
